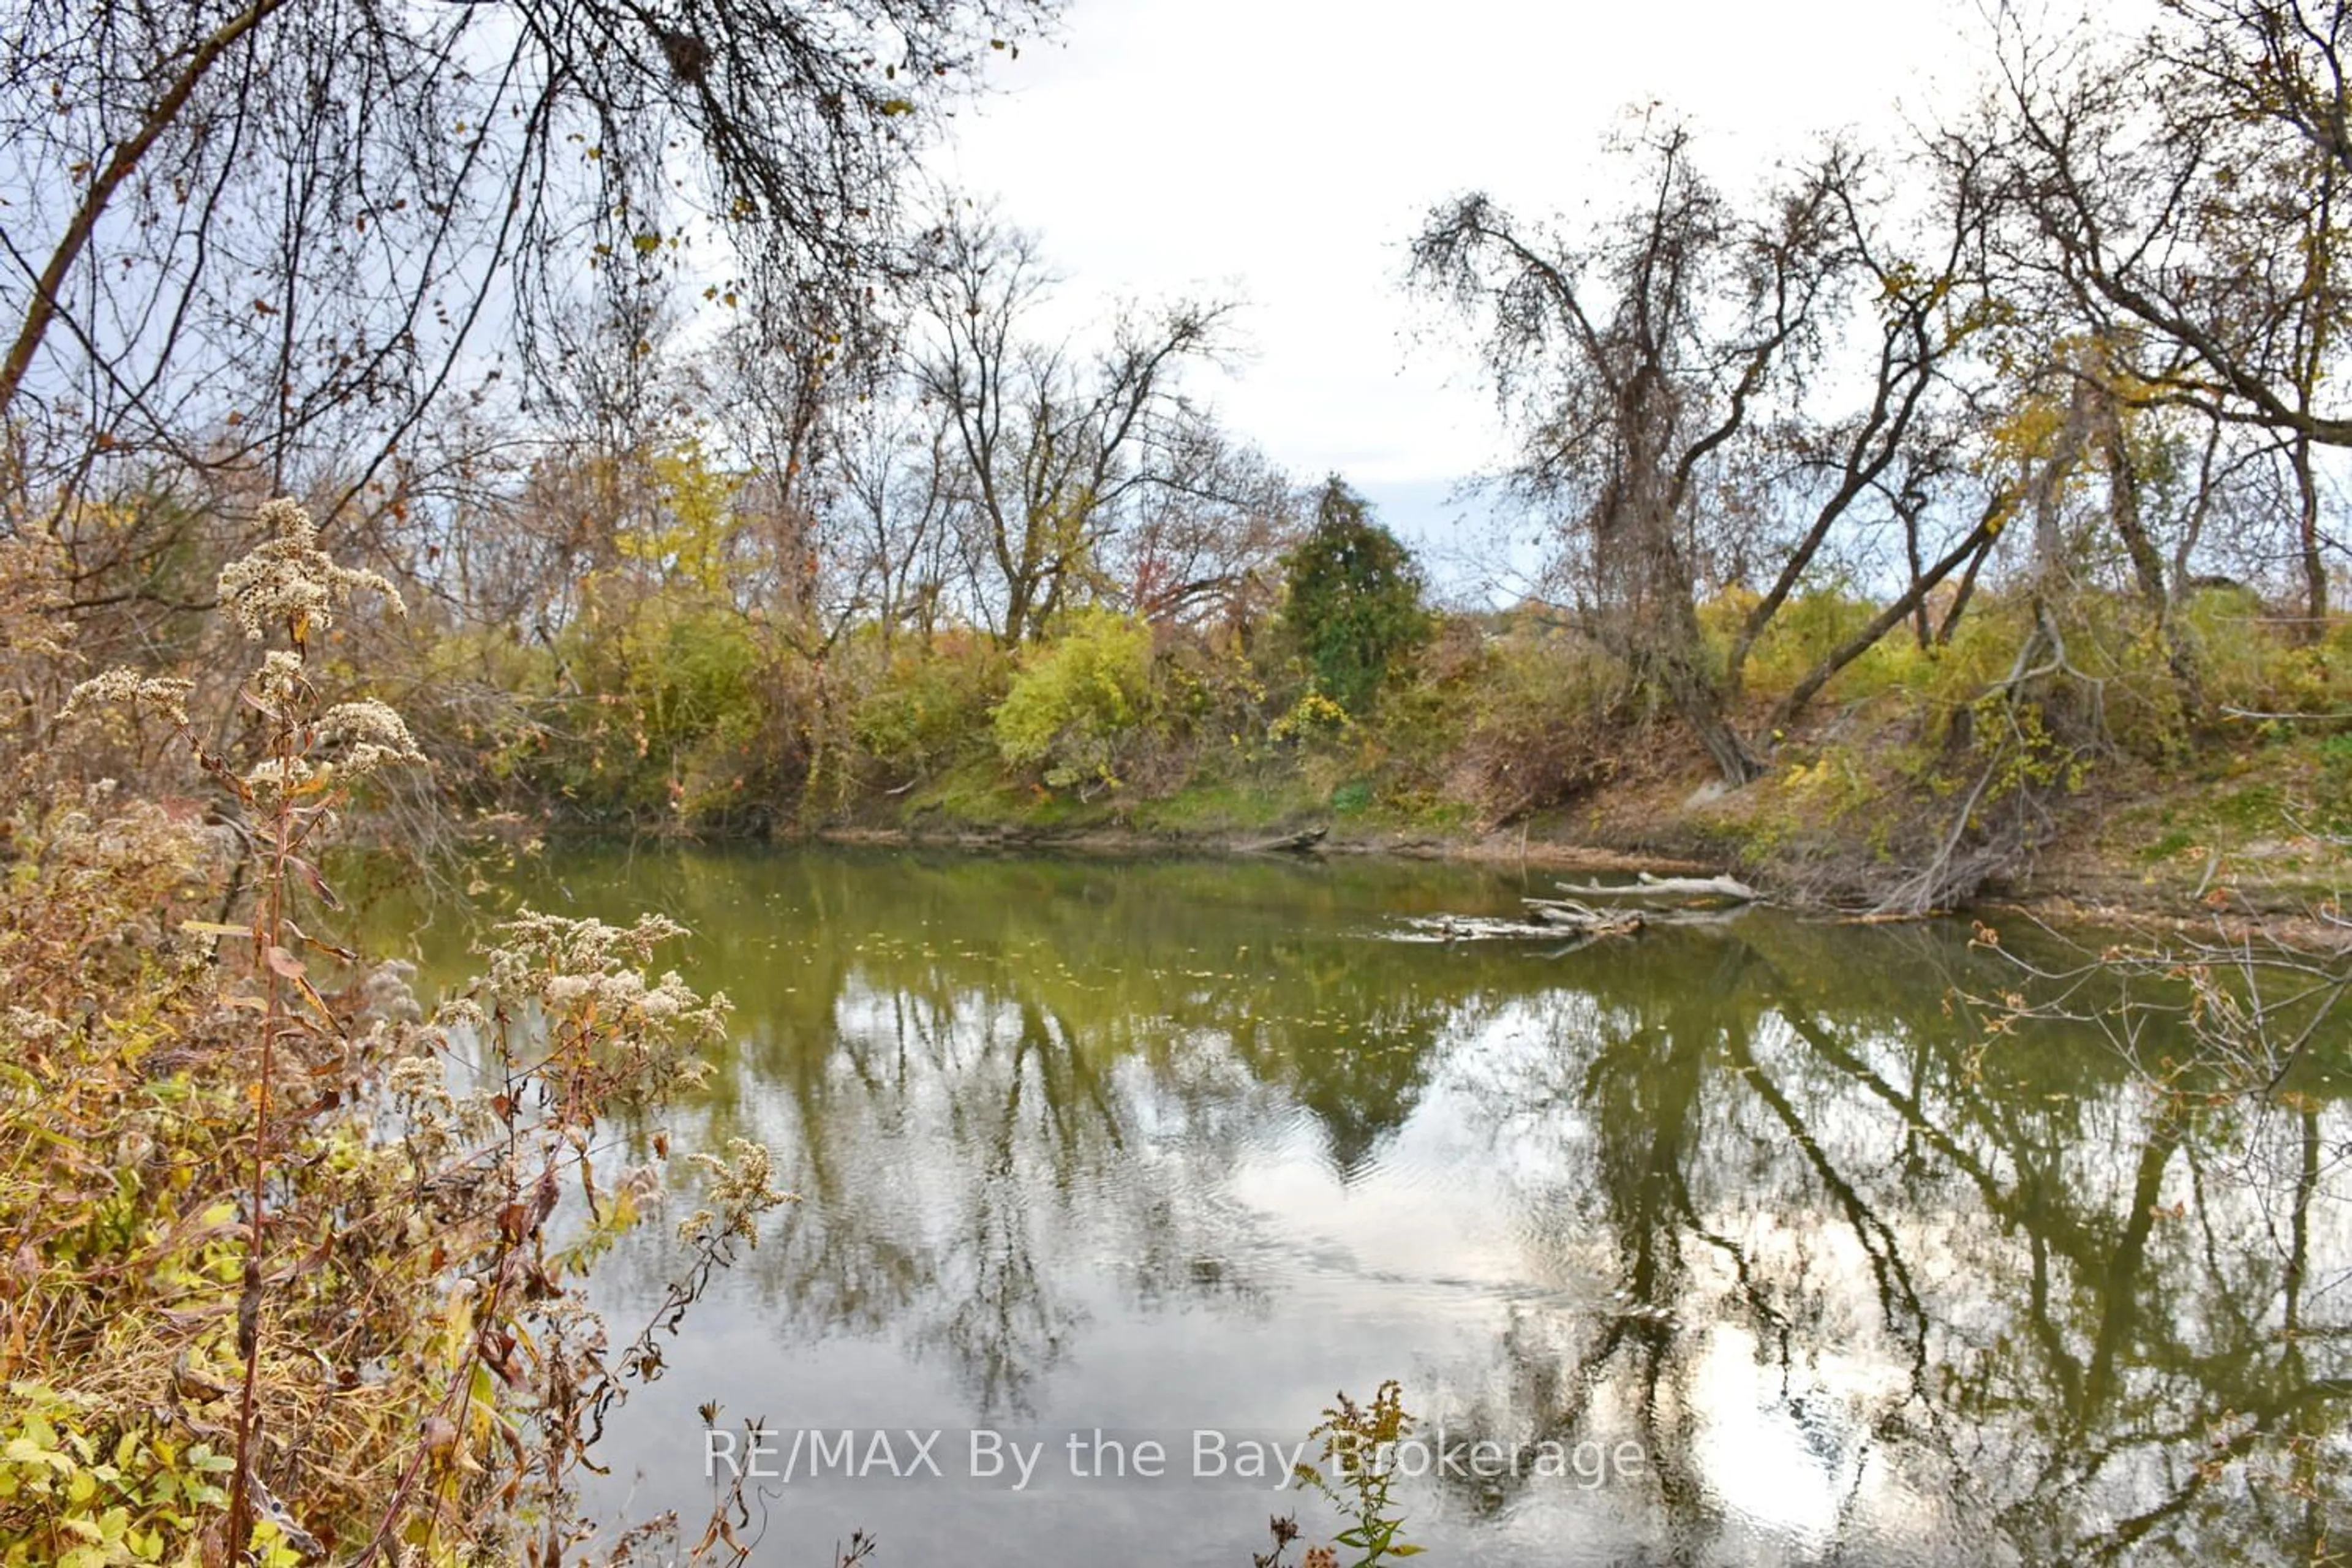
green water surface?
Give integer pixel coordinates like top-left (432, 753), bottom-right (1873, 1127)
top-left (370, 846), bottom-right (2352, 1566)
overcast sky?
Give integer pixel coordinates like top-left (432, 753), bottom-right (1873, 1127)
top-left (924, 0), bottom-right (2033, 578)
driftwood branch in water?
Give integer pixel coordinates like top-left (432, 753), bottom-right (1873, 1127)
top-left (1549, 871), bottom-right (1762, 903)
top-left (1522, 899), bottom-right (1646, 937)
top-left (1530, 899), bottom-right (1751, 929)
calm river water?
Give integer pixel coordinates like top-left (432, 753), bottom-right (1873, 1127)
top-left (377, 846), bottom-right (2352, 1566)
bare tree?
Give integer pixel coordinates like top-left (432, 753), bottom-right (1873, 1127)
top-left (1987, 2), bottom-right (2351, 625)
top-left (0, 0), bottom-right (1049, 557)
top-left (1732, 135), bottom-right (2007, 723)
top-left (1412, 121), bottom-right (1957, 784)
top-left (1108, 417), bottom-right (1296, 633)
top-left (690, 264), bottom-right (902, 633)
top-left (816, 394), bottom-right (967, 646)
top-left (908, 205), bottom-right (1242, 643)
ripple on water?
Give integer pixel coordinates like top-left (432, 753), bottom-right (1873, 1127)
top-left (374, 847), bottom-right (2352, 1568)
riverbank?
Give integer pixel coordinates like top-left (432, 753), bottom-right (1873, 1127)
top-left (49, 551), bottom-right (2343, 930)
top-left (792, 703), bottom-right (2352, 937)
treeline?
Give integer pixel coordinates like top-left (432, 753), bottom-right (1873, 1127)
top-left (3, 2), bottom-right (2351, 910)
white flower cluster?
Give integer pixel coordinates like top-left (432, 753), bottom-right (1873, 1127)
top-left (0, 1007), bottom-right (70, 1049)
top-left (243, 755), bottom-right (317, 794)
top-left (467, 910), bottom-right (728, 1095)
top-left (317, 699), bottom-right (426, 776)
top-left (251, 649), bottom-right (307, 709)
top-left (30, 788), bottom-right (204, 889)
top-left (480, 911), bottom-right (696, 996)
top-left (383, 1048), bottom-right (501, 1163)
top-left (538, 965), bottom-right (704, 1020)
top-left (216, 497), bottom-right (406, 643)
top-left (56, 668), bottom-right (196, 727)
top-left (679, 1137), bottom-right (792, 1246)
top-left (385, 1053), bottom-right (453, 1103)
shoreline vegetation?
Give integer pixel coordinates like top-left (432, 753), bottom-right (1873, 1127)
top-left (394, 536), bottom-right (2351, 937)
top-left (2, 505), bottom-right (793, 1567)
top-left (9, 510), bottom-right (2339, 1567)
top-left (28, 468), bottom-right (2343, 932)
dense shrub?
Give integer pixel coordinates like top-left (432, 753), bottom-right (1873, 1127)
top-left (1446, 628), bottom-right (1632, 821)
top-left (1351, 617), bottom-right (1631, 827)
top-left (1706, 583), bottom-right (1890, 700)
top-left (539, 590), bottom-right (769, 827)
top-left (846, 629), bottom-right (1009, 782)
top-left (991, 608), bottom-right (1159, 790)
top-left (2179, 584), bottom-right (2352, 722)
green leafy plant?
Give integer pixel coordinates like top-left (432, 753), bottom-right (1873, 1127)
top-left (848, 629), bottom-right (1009, 780)
top-left (1291, 1381), bottom-right (1423, 1567)
top-left (991, 607), bottom-right (1159, 790)
top-left (2318, 731), bottom-right (2352, 832)
top-left (1270, 690), bottom-right (1351, 747)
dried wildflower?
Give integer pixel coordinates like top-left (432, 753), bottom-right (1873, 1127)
top-left (356, 959), bottom-right (424, 1028)
top-left (477, 911), bottom-right (713, 1017)
top-left (0, 529), bottom-right (73, 664)
top-left (5, 499), bottom-right (781, 1566)
top-left (0, 1007), bottom-right (70, 1049)
top-left (544, 974), bottom-right (594, 1007)
top-left (638, 974), bottom-right (691, 1019)
top-left (385, 1055), bottom-right (450, 1102)
top-left (250, 649), bottom-right (308, 709)
top-left (216, 497), bottom-right (405, 643)
top-left (615, 1162), bottom-right (666, 1210)
top-left (486, 911), bottom-right (692, 980)
top-left (57, 668), bottom-right (196, 727)
top-left (114, 1110), bottom-right (156, 1165)
top-left (679, 1137), bottom-right (792, 1245)
top-left (316, 698), bottom-right (425, 775)
top-left (243, 754), bottom-right (317, 793)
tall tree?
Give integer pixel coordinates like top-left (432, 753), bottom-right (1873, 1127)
top-left (908, 205), bottom-right (1242, 643)
top-left (1279, 478), bottom-right (1430, 716)
top-left (1988, 1), bottom-right (2352, 625)
top-left (1413, 123), bottom-right (1966, 784)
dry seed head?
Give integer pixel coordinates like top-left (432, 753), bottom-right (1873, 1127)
top-left (217, 497), bottom-right (406, 643)
top-left (251, 649), bottom-right (307, 707)
top-left (1, 1007), bottom-right (70, 1050)
top-left (243, 755), bottom-right (318, 793)
top-left (679, 1137), bottom-right (790, 1245)
top-left (317, 699), bottom-right (425, 775)
top-left (57, 668), bottom-right (196, 727)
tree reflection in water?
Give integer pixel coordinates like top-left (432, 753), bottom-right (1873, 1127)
top-left (380, 849), bottom-right (2350, 1565)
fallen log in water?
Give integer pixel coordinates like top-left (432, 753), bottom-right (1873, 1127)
top-left (1549, 870), bottom-right (1762, 903)
top-left (1393, 876), bottom-right (1757, 948)
top-left (1524, 895), bottom-right (1751, 932)
top-left (1522, 898), bottom-right (1646, 938)
top-left (1245, 826), bottom-right (1329, 854)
